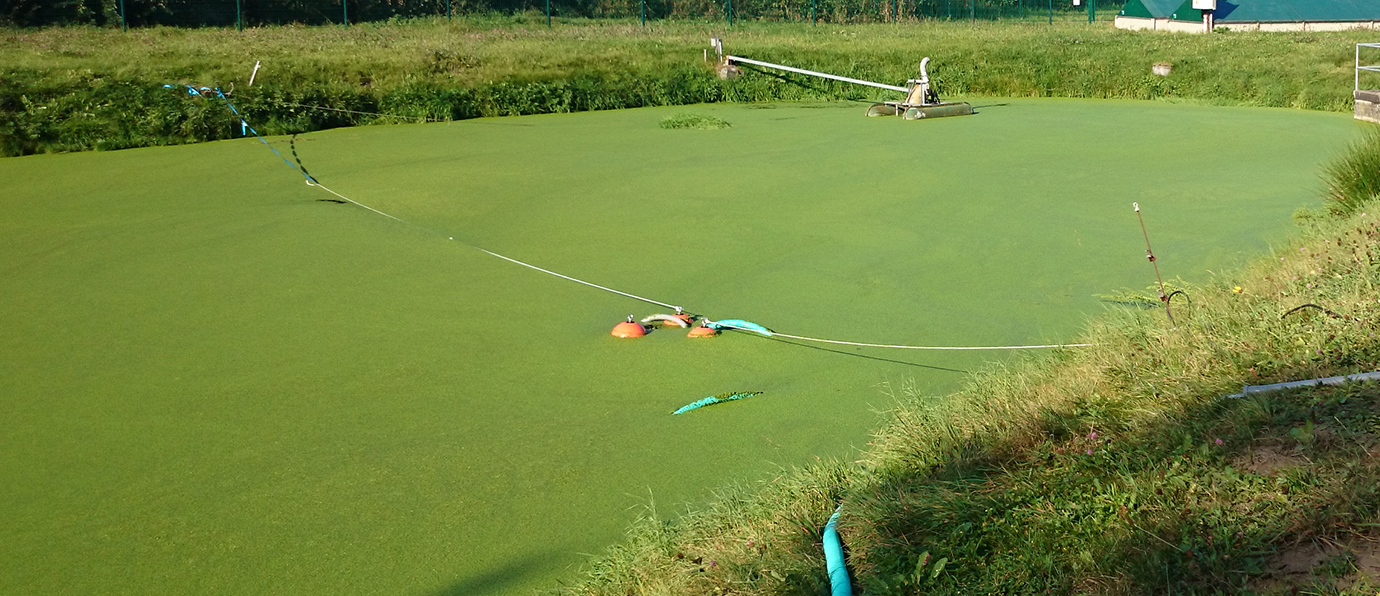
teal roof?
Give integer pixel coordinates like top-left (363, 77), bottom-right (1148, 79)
top-left (1119, 0), bottom-right (1184, 18)
top-left (1215, 0), bottom-right (1380, 23)
top-left (1169, 0), bottom-right (1199, 21)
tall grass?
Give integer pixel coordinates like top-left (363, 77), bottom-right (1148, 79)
top-left (1, 17), bottom-right (1372, 156)
top-left (560, 135), bottom-right (1380, 594)
top-left (1324, 128), bottom-right (1380, 216)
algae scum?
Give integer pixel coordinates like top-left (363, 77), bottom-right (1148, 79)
top-left (0, 99), bottom-right (1359, 595)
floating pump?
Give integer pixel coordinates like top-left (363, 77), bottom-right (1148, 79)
top-left (713, 42), bottom-right (972, 121)
top-left (864, 57), bottom-right (975, 120)
top-left (642, 310), bottom-right (695, 328)
top-left (611, 315), bottom-right (647, 338)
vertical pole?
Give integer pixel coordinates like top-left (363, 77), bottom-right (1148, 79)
top-left (546, 0), bottom-right (551, 27)
top-left (343, 0), bottom-right (348, 26)
top-left (1357, 44), bottom-right (1362, 92)
top-left (447, 0), bottom-right (451, 21)
top-left (727, 0), bottom-right (733, 25)
top-left (237, 0), bottom-right (243, 31)
top-left (641, 0), bottom-right (645, 25)
top-left (1087, 0), bottom-right (1093, 22)
top-left (812, 0), bottom-right (816, 24)
top-left (969, 0), bottom-right (973, 22)
top-left (119, 0), bottom-right (126, 31)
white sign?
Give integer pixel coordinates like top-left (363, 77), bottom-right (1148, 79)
top-left (1192, 0), bottom-right (1216, 9)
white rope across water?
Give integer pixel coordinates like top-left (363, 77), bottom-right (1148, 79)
top-left (471, 247), bottom-right (682, 312)
top-left (311, 181), bottom-right (682, 311)
top-left (309, 161), bottom-right (1087, 352)
top-left (708, 321), bottom-right (1092, 351)
top-left (769, 332), bottom-right (1091, 351)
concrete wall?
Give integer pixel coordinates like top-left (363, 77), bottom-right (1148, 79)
top-left (1356, 90), bottom-right (1380, 124)
top-left (1113, 15), bottom-right (1206, 32)
top-left (1115, 15), bottom-right (1380, 32)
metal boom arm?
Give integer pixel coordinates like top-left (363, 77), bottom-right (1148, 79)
top-left (725, 55), bottom-right (907, 93)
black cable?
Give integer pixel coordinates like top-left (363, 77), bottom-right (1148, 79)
top-left (289, 134), bottom-right (319, 185)
top-left (1281, 303), bottom-right (1346, 320)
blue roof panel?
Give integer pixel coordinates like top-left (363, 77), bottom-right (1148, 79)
top-left (1216, 0), bottom-right (1380, 23)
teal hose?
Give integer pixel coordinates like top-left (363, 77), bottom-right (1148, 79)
top-left (823, 506), bottom-right (852, 596)
top-left (707, 319), bottom-right (773, 336)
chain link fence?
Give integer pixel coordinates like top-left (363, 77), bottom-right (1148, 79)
top-left (3, 0), bottom-right (1124, 27)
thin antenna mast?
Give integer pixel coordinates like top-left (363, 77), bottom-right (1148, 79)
top-left (1135, 202), bottom-right (1174, 325)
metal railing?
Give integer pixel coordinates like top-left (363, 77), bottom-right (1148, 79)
top-left (1357, 43), bottom-right (1380, 91)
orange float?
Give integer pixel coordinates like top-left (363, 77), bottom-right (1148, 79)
top-left (611, 315), bottom-right (647, 338)
top-left (686, 325), bottom-right (719, 338)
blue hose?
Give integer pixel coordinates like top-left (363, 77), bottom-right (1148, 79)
top-left (708, 319), bottom-right (773, 336)
top-left (823, 505), bottom-right (852, 596)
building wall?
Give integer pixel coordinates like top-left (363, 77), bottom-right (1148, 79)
top-left (1115, 15), bottom-right (1380, 32)
top-left (1113, 15), bottom-right (1208, 32)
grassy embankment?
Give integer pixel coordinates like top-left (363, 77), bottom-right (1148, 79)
top-left (0, 16), bottom-right (1372, 156)
top-left (560, 133), bottom-right (1380, 595)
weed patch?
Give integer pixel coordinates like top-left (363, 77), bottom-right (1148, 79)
top-left (659, 112), bottom-right (730, 129)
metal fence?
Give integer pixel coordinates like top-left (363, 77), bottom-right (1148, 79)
top-left (3, 0), bottom-right (1124, 27)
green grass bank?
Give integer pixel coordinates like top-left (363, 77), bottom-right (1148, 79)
top-left (1, 17), bottom-right (1372, 156)
top-left (562, 134), bottom-right (1380, 595)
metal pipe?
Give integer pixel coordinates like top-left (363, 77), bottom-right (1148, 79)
top-left (1228, 370), bottom-right (1380, 399)
top-left (727, 55), bottom-right (907, 92)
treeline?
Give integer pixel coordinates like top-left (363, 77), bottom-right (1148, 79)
top-left (1, 0), bottom-right (1104, 27)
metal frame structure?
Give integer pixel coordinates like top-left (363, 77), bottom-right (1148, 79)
top-left (1357, 43), bottom-right (1380, 91)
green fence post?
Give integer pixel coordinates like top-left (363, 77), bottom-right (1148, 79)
top-left (447, 0), bottom-right (451, 21)
top-left (236, 0), bottom-right (242, 31)
top-left (342, 0), bottom-right (348, 26)
top-left (811, 0), bottom-right (816, 24)
top-left (727, 0), bottom-right (733, 25)
top-left (1087, 0), bottom-right (1094, 22)
top-left (969, 0), bottom-right (973, 22)
top-left (641, 0), bottom-right (646, 25)
top-left (119, 0), bottom-right (126, 31)
top-left (546, 0), bottom-right (551, 26)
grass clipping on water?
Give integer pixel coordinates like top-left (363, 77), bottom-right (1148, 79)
top-left (659, 113), bottom-right (731, 130)
top-left (565, 134), bottom-right (1380, 595)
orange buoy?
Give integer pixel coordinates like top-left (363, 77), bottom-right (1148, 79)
top-left (611, 315), bottom-right (647, 338)
top-left (686, 325), bottom-right (719, 338)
